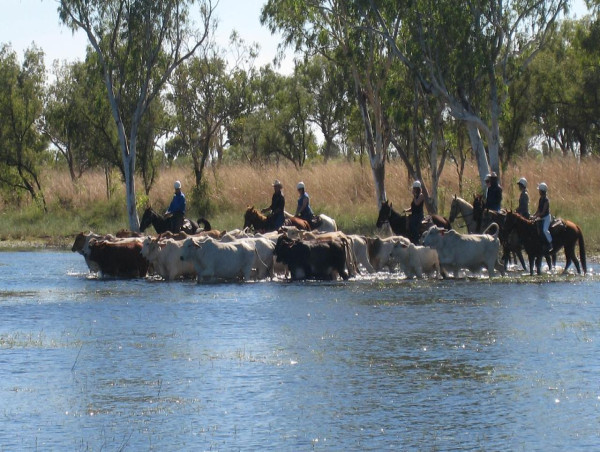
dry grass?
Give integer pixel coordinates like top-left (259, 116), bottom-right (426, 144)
top-left (2, 155), bottom-right (599, 251)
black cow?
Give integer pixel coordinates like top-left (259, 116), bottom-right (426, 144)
top-left (274, 235), bottom-right (350, 280)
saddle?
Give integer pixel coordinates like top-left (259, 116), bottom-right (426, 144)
top-left (550, 217), bottom-right (566, 233)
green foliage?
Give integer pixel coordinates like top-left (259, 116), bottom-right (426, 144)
top-left (0, 44), bottom-right (48, 207)
top-left (189, 178), bottom-right (213, 218)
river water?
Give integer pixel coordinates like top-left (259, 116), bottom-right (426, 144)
top-left (0, 251), bottom-right (599, 450)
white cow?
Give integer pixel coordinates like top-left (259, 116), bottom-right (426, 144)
top-left (367, 235), bottom-right (411, 272)
top-left (219, 235), bottom-right (276, 279)
top-left (389, 241), bottom-right (441, 279)
top-left (347, 234), bottom-right (376, 273)
top-left (180, 237), bottom-right (266, 282)
top-left (421, 225), bottom-right (504, 278)
top-left (140, 237), bottom-right (195, 281)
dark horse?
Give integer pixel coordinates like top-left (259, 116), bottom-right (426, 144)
top-left (472, 194), bottom-right (527, 272)
top-left (503, 211), bottom-right (587, 275)
top-left (139, 207), bottom-right (207, 235)
top-left (375, 200), bottom-right (451, 241)
top-left (243, 206), bottom-right (310, 233)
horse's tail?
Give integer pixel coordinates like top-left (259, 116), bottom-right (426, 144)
top-left (482, 222), bottom-right (500, 238)
top-left (578, 226), bottom-right (587, 274)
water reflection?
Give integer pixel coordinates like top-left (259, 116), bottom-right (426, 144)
top-left (0, 252), bottom-right (599, 450)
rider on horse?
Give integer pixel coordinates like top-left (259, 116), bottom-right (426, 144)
top-left (295, 181), bottom-right (314, 222)
top-left (516, 177), bottom-right (530, 219)
top-left (404, 180), bottom-right (425, 244)
top-left (484, 172), bottom-right (503, 212)
top-left (261, 179), bottom-right (286, 230)
top-left (165, 180), bottom-right (186, 233)
top-left (532, 182), bottom-right (553, 253)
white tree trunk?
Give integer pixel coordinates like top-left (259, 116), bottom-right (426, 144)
top-left (466, 122), bottom-right (491, 193)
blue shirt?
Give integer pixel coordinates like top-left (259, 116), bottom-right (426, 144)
top-left (167, 192), bottom-right (186, 215)
top-left (296, 192), bottom-right (314, 220)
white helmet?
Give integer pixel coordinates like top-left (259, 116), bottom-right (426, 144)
top-left (538, 182), bottom-right (548, 192)
top-left (412, 180), bottom-right (421, 189)
top-left (174, 180), bottom-right (182, 189)
top-left (297, 181), bottom-right (305, 190)
top-left (518, 177), bottom-right (527, 188)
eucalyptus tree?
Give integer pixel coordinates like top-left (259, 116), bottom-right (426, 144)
top-left (296, 55), bottom-right (353, 161)
top-left (369, 0), bottom-right (568, 189)
top-left (169, 52), bottom-right (250, 187)
top-left (58, 0), bottom-right (215, 231)
top-left (526, 17), bottom-right (600, 156)
top-left (226, 64), bottom-right (317, 168)
top-left (0, 45), bottom-right (48, 209)
top-left (261, 0), bottom-right (402, 205)
top-left (44, 60), bottom-right (106, 182)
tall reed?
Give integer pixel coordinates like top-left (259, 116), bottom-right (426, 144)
top-left (1, 156), bottom-right (598, 252)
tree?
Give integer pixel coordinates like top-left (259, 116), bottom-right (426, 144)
top-left (297, 55), bottom-right (352, 161)
top-left (261, 0), bottom-right (400, 205)
top-left (169, 52), bottom-right (249, 187)
top-left (369, 0), bottom-right (568, 189)
top-left (0, 45), bottom-right (48, 209)
top-left (58, 0), bottom-right (215, 230)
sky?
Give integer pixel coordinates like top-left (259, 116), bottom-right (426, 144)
top-left (1, 0), bottom-right (293, 73)
top-left (1, 0), bottom-right (591, 76)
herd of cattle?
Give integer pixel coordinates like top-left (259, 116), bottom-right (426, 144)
top-left (71, 220), bottom-right (510, 282)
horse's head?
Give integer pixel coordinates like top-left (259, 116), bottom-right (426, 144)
top-left (448, 195), bottom-right (459, 224)
top-left (139, 207), bottom-right (155, 232)
top-left (472, 194), bottom-right (484, 222)
top-left (376, 200), bottom-right (391, 228)
top-left (244, 206), bottom-right (267, 229)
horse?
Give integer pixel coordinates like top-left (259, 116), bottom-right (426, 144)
top-left (375, 200), bottom-right (451, 242)
top-left (244, 206), bottom-right (310, 233)
top-left (139, 207), bottom-right (201, 235)
top-left (503, 211), bottom-right (587, 275)
top-left (284, 211), bottom-right (338, 232)
top-left (449, 195), bottom-right (527, 271)
top-left (502, 211), bottom-right (553, 275)
top-left (448, 195), bottom-right (479, 233)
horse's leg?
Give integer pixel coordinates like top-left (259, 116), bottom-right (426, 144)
top-left (545, 254), bottom-right (553, 272)
top-left (516, 250), bottom-right (527, 272)
top-left (562, 245), bottom-right (580, 274)
top-left (529, 255), bottom-right (535, 276)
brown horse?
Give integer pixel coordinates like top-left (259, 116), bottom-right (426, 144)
top-left (503, 211), bottom-right (587, 275)
top-left (376, 200), bottom-right (450, 241)
top-left (244, 206), bottom-right (310, 232)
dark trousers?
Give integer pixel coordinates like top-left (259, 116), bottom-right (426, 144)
top-left (170, 212), bottom-right (184, 233)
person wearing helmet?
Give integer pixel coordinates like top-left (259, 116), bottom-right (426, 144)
top-left (165, 180), bottom-right (186, 233)
top-left (516, 177), bottom-right (530, 218)
top-left (295, 181), bottom-right (314, 222)
top-left (261, 179), bottom-right (286, 230)
top-left (484, 171), bottom-right (503, 212)
top-left (532, 182), bottom-right (552, 253)
top-left (404, 180), bottom-right (425, 244)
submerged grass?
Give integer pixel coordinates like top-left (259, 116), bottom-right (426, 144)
top-left (0, 156), bottom-right (599, 252)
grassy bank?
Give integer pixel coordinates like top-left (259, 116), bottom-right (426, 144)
top-left (1, 156), bottom-right (598, 253)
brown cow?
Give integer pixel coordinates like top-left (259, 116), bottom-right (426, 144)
top-left (87, 238), bottom-right (149, 278)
